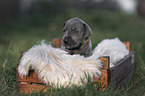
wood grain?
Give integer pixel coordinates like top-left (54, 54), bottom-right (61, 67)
top-left (108, 52), bottom-right (135, 87)
top-left (100, 56), bottom-right (110, 69)
top-left (17, 83), bottom-right (51, 94)
top-left (16, 64), bottom-right (44, 84)
top-left (94, 57), bottom-right (110, 89)
top-left (52, 38), bottom-right (62, 48)
top-left (123, 41), bottom-right (130, 51)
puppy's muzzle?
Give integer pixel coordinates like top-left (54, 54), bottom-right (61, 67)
top-left (63, 36), bottom-right (72, 44)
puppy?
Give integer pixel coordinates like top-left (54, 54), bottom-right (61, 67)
top-left (62, 17), bottom-right (92, 57)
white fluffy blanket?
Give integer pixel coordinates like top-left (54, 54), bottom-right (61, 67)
top-left (92, 38), bottom-right (129, 67)
top-left (18, 38), bottom-right (129, 87)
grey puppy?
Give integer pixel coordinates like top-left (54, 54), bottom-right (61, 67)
top-left (62, 17), bottom-right (92, 57)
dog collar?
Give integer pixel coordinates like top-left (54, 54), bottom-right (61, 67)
top-left (66, 39), bottom-right (89, 50)
top-left (82, 39), bottom-right (89, 45)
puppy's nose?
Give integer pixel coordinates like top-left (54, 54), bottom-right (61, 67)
top-left (63, 36), bottom-right (71, 44)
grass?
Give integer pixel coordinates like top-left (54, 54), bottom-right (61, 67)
top-left (0, 11), bottom-right (145, 96)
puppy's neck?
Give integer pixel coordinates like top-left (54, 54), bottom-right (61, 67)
top-left (66, 38), bottom-right (92, 57)
top-left (67, 38), bottom-right (90, 51)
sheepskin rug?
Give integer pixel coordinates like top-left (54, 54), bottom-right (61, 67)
top-left (18, 38), bottom-right (129, 87)
top-left (92, 38), bottom-right (129, 67)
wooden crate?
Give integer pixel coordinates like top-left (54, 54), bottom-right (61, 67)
top-left (16, 38), bottom-right (135, 93)
top-left (16, 65), bottom-right (51, 94)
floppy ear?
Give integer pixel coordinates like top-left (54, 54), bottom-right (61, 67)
top-left (63, 22), bottom-right (66, 33)
top-left (63, 22), bottom-right (66, 28)
top-left (83, 23), bottom-right (92, 39)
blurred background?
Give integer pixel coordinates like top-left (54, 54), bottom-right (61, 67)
top-left (1, 0), bottom-right (145, 23)
top-left (1, 0), bottom-right (145, 48)
top-left (0, 0), bottom-right (145, 95)
top-left (0, 0), bottom-right (142, 19)
top-left (1, 0), bottom-right (145, 22)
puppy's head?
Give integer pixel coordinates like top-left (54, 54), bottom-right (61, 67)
top-left (62, 17), bottom-right (92, 50)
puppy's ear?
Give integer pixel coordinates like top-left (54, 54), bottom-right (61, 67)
top-left (83, 23), bottom-right (92, 39)
top-left (63, 22), bottom-right (66, 28)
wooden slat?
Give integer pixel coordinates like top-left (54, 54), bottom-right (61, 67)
top-left (94, 57), bottom-right (110, 89)
top-left (16, 64), bottom-right (44, 84)
top-left (52, 40), bottom-right (130, 51)
top-left (94, 69), bottom-right (108, 83)
top-left (99, 56), bottom-right (110, 69)
top-left (108, 52), bottom-right (135, 86)
top-left (21, 51), bottom-right (26, 58)
top-left (109, 52), bottom-right (134, 70)
top-left (97, 82), bottom-right (108, 90)
top-left (107, 69), bottom-right (112, 83)
top-left (123, 41), bottom-right (130, 51)
top-left (52, 38), bottom-right (62, 48)
top-left (17, 83), bottom-right (51, 94)
top-left (115, 69), bottom-right (134, 88)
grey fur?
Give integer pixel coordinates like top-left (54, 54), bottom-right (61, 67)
top-left (61, 17), bottom-right (92, 57)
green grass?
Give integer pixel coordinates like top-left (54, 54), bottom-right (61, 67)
top-left (0, 11), bottom-right (145, 96)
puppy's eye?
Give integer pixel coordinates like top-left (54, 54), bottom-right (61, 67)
top-left (72, 28), bottom-right (78, 32)
top-left (75, 28), bottom-right (78, 32)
